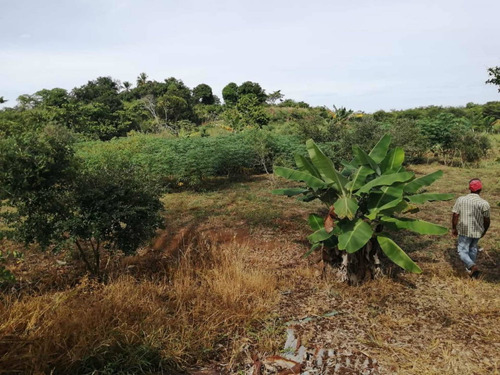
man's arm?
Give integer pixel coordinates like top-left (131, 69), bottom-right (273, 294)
top-left (452, 213), bottom-right (459, 236)
top-left (482, 217), bottom-right (490, 237)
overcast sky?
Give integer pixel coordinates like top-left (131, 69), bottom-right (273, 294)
top-left (1, 0), bottom-right (499, 112)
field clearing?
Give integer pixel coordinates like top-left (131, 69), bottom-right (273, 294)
top-left (160, 160), bottom-right (500, 375)
top-left (1, 138), bottom-right (499, 374)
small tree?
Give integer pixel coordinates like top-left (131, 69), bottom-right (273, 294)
top-left (486, 66), bottom-right (500, 92)
top-left (0, 124), bottom-right (163, 279)
top-left (273, 135), bottom-right (453, 284)
top-left (235, 94), bottom-right (270, 128)
top-left (67, 163), bottom-right (164, 277)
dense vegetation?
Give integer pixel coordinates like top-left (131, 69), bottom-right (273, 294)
top-left (1, 72), bottom-right (498, 163)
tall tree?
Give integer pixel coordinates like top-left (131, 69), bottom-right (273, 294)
top-left (137, 72), bottom-right (149, 87)
top-left (122, 81), bottom-right (132, 92)
top-left (222, 82), bottom-right (239, 106)
top-left (34, 88), bottom-right (69, 107)
top-left (266, 90), bottom-right (284, 105)
top-left (192, 83), bottom-right (215, 105)
top-left (72, 76), bottom-right (122, 111)
top-left (238, 81), bottom-right (267, 104)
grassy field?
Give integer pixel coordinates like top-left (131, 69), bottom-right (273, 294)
top-left (0, 137), bottom-right (499, 374)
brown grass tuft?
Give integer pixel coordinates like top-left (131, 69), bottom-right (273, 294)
top-left (0, 238), bottom-right (277, 373)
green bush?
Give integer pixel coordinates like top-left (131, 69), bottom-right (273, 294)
top-left (0, 125), bottom-right (164, 277)
top-left (387, 119), bottom-right (429, 163)
top-left (76, 132), bottom-right (305, 188)
top-left (450, 130), bottom-right (491, 163)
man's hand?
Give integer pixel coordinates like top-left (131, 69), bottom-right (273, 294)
top-left (482, 217), bottom-right (490, 238)
top-left (451, 213), bottom-right (459, 237)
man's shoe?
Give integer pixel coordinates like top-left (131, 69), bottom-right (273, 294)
top-left (469, 265), bottom-right (480, 279)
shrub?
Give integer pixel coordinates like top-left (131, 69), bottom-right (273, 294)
top-left (450, 130), bottom-right (491, 163)
top-left (0, 125), bottom-right (164, 278)
top-left (418, 113), bottom-right (469, 150)
top-left (387, 119), bottom-right (429, 163)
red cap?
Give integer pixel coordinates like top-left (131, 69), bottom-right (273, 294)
top-left (469, 180), bottom-right (482, 192)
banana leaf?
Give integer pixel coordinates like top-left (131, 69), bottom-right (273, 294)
top-left (368, 134), bottom-right (392, 163)
top-left (274, 166), bottom-right (326, 189)
top-left (404, 170), bottom-right (443, 194)
top-left (294, 153), bottom-right (321, 179)
top-left (338, 219), bottom-right (373, 253)
top-left (272, 188), bottom-right (309, 197)
top-left (379, 200), bottom-right (419, 216)
top-left (380, 216), bottom-right (448, 235)
top-left (306, 140), bottom-right (348, 193)
top-left (377, 234), bottom-right (422, 273)
top-left (356, 172), bottom-right (414, 195)
top-left (366, 185), bottom-right (404, 220)
top-left (308, 213), bottom-right (324, 231)
top-left (341, 161), bottom-right (357, 176)
top-left (307, 227), bottom-right (335, 243)
top-left (407, 193), bottom-right (454, 204)
top-left (334, 196), bottom-right (359, 220)
top-left (346, 166), bottom-right (374, 193)
top-left (297, 194), bottom-right (317, 202)
top-left (353, 146), bottom-right (381, 175)
top-left (380, 147), bottom-right (405, 174)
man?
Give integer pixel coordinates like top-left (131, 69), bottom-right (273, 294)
top-left (452, 179), bottom-right (490, 278)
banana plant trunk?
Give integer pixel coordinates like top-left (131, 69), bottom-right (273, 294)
top-left (321, 238), bottom-right (384, 285)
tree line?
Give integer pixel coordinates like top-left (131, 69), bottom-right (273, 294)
top-left (0, 74), bottom-right (296, 140)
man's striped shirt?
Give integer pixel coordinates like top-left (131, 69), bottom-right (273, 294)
top-left (452, 193), bottom-right (490, 238)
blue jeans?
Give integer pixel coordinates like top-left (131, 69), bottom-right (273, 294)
top-left (457, 235), bottom-right (479, 269)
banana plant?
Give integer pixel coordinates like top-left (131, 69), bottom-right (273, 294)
top-left (273, 134), bottom-right (453, 281)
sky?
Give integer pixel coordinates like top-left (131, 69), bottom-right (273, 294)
top-left (1, 0), bottom-right (499, 112)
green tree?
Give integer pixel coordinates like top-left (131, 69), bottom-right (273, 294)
top-left (0, 125), bottom-right (163, 279)
top-left (222, 82), bottom-right (239, 106)
top-left (193, 103), bottom-right (222, 125)
top-left (157, 94), bottom-right (189, 126)
top-left (122, 81), bottom-right (133, 92)
top-left (137, 72), bottom-right (149, 87)
top-left (266, 90), bottom-right (284, 105)
top-left (486, 66), bottom-right (500, 92)
top-left (238, 81), bottom-right (267, 103)
top-left (235, 94), bottom-right (270, 128)
top-left (278, 99), bottom-right (310, 108)
top-left (273, 135), bottom-right (453, 284)
top-left (34, 88), bottom-right (69, 107)
top-left (72, 76), bottom-right (122, 112)
top-left (192, 83), bottom-right (215, 105)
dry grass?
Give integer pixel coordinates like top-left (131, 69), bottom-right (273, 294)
top-left (271, 152), bottom-right (500, 374)
top-left (0, 238), bottom-right (278, 374)
top-left (1, 138), bottom-right (499, 374)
